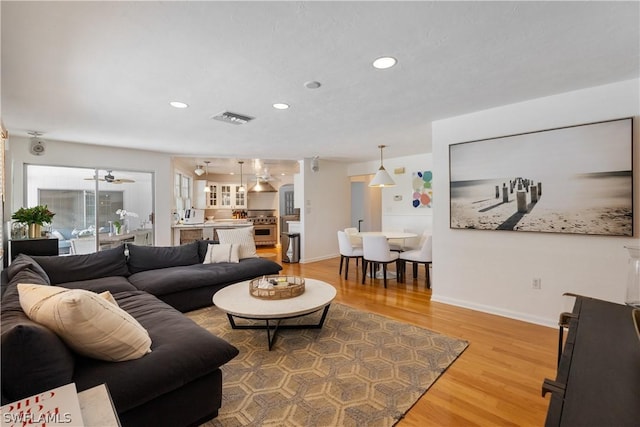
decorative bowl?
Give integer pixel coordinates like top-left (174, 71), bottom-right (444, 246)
top-left (249, 275), bottom-right (305, 300)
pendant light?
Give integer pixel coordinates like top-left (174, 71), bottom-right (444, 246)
top-left (238, 161), bottom-right (246, 192)
top-left (194, 162), bottom-right (205, 176)
top-left (369, 145), bottom-right (395, 187)
top-left (203, 161), bottom-right (211, 192)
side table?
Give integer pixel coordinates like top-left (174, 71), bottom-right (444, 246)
top-left (78, 384), bottom-right (121, 427)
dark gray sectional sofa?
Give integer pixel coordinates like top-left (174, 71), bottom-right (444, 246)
top-left (1, 241), bottom-right (282, 426)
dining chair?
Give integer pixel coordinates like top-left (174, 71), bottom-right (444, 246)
top-left (384, 229), bottom-right (404, 252)
top-left (70, 237), bottom-right (96, 255)
top-left (399, 233), bottom-right (432, 288)
top-left (400, 228), bottom-right (422, 251)
top-left (344, 227), bottom-right (362, 248)
top-left (361, 235), bottom-right (400, 288)
top-left (337, 231), bottom-right (363, 280)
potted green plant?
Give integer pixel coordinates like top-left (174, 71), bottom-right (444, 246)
top-left (11, 205), bottom-right (55, 239)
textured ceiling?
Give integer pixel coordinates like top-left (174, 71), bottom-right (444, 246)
top-left (2, 1), bottom-right (638, 170)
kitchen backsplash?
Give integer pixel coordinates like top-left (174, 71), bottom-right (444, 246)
top-left (247, 192), bottom-right (277, 210)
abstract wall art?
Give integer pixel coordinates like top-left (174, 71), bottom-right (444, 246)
top-left (412, 170), bottom-right (433, 208)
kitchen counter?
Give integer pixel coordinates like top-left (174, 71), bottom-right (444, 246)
top-left (172, 220), bottom-right (251, 228)
top-left (172, 221), bottom-right (252, 245)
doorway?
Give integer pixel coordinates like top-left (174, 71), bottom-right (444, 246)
top-left (350, 175), bottom-right (380, 232)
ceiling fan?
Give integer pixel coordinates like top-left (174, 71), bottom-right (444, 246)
top-left (254, 167), bottom-right (279, 182)
top-left (85, 170), bottom-right (135, 184)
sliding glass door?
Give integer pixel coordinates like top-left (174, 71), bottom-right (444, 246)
top-left (25, 165), bottom-right (154, 254)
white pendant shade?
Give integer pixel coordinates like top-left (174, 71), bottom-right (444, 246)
top-left (369, 144), bottom-right (395, 187)
top-left (369, 166), bottom-right (396, 187)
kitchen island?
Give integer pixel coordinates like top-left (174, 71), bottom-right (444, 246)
top-left (172, 220), bottom-right (252, 245)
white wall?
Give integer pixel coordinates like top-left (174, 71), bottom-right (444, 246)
top-left (431, 79), bottom-right (640, 327)
top-left (6, 136), bottom-right (173, 245)
top-left (349, 153), bottom-right (433, 237)
top-left (300, 157), bottom-right (351, 263)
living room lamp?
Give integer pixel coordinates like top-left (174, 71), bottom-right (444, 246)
top-left (369, 145), bottom-right (396, 187)
top-left (238, 161), bottom-right (246, 192)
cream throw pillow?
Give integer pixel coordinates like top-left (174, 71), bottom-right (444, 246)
top-left (216, 226), bottom-right (258, 259)
top-left (203, 243), bottom-right (240, 264)
top-left (99, 290), bottom-right (118, 306)
top-left (18, 283), bottom-right (152, 362)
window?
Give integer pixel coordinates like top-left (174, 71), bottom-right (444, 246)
top-left (24, 165), bottom-right (154, 254)
top-left (174, 172), bottom-right (192, 211)
top-left (39, 190), bottom-right (124, 232)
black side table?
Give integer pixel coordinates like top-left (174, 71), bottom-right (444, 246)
top-left (10, 238), bottom-right (59, 261)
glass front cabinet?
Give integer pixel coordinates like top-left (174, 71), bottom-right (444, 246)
top-left (219, 184), bottom-right (246, 209)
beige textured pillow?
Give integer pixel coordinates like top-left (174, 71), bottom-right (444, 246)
top-left (216, 226), bottom-right (258, 259)
top-left (18, 283), bottom-right (152, 362)
top-left (99, 290), bottom-right (118, 306)
top-left (203, 243), bottom-right (240, 264)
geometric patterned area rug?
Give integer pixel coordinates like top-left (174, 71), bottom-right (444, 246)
top-left (187, 302), bottom-right (468, 427)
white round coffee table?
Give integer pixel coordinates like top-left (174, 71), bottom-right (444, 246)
top-left (212, 278), bottom-right (336, 350)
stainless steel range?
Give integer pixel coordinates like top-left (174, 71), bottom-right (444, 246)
top-left (246, 210), bottom-right (278, 246)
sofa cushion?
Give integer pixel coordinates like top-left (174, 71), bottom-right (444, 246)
top-left (6, 262), bottom-right (51, 288)
top-left (127, 257), bottom-right (283, 297)
top-left (31, 246), bottom-right (129, 285)
top-left (203, 243), bottom-right (240, 264)
top-left (196, 239), bottom-right (214, 263)
top-left (127, 242), bottom-right (200, 274)
top-left (72, 291), bottom-right (239, 414)
top-left (1, 284), bottom-right (75, 402)
top-left (18, 284), bottom-right (152, 362)
top-left (56, 276), bottom-right (138, 294)
top-left (6, 254), bottom-right (51, 285)
top-left (216, 227), bottom-right (258, 259)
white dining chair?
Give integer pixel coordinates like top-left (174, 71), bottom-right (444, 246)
top-left (337, 231), bottom-right (363, 280)
top-left (399, 233), bottom-right (432, 288)
top-left (361, 235), bottom-right (400, 288)
top-left (344, 227), bottom-right (362, 248)
top-left (400, 229), bottom-right (423, 251)
top-left (70, 237), bottom-right (96, 255)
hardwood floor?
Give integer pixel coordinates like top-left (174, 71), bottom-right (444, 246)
top-left (260, 247), bottom-right (557, 426)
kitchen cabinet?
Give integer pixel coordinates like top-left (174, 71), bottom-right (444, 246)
top-left (194, 181), bottom-right (207, 209)
top-left (196, 181), bottom-right (245, 210)
top-left (171, 223), bottom-right (249, 245)
top-left (219, 184), bottom-right (246, 209)
top-left (194, 180), bottom-right (219, 209)
top-left (206, 182), bottom-right (219, 208)
top-left (195, 181), bottom-right (220, 208)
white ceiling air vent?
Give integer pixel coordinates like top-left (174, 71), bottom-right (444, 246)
top-left (211, 111), bottom-right (255, 125)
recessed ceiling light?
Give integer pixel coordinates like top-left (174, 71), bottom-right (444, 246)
top-left (273, 103), bottom-right (290, 110)
top-left (169, 101), bottom-right (189, 109)
top-left (372, 56), bottom-right (397, 69)
top-left (304, 81), bottom-right (322, 89)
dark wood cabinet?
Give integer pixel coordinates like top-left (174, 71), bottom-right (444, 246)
top-left (10, 238), bottom-right (59, 261)
top-left (543, 296), bottom-right (640, 426)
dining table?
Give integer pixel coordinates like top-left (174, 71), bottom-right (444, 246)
top-left (356, 231), bottom-right (418, 240)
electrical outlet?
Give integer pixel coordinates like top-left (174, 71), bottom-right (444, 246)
top-left (532, 278), bottom-right (542, 290)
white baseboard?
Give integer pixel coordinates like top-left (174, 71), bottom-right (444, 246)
top-left (430, 294), bottom-right (557, 328)
top-left (300, 253), bottom-right (338, 264)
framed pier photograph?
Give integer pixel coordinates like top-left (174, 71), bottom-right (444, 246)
top-left (449, 117), bottom-right (633, 236)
